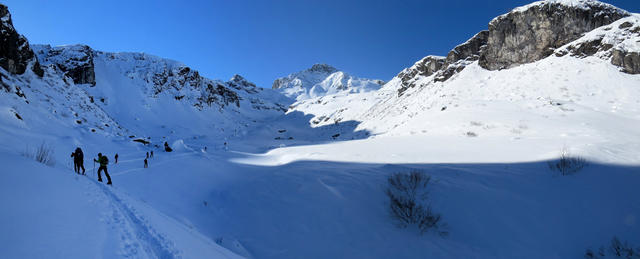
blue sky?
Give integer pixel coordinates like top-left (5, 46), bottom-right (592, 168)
top-left (4, 0), bottom-right (640, 87)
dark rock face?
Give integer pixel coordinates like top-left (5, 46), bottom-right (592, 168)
top-left (34, 45), bottom-right (96, 85)
top-left (435, 30), bottom-right (489, 82)
top-left (445, 30), bottom-right (489, 64)
top-left (227, 74), bottom-right (259, 94)
top-left (271, 77), bottom-right (286, 90)
top-left (197, 83), bottom-right (240, 108)
top-left (557, 38), bottom-right (613, 58)
top-left (612, 49), bottom-right (640, 74)
top-left (398, 56), bottom-right (446, 82)
top-left (307, 63), bottom-right (338, 74)
top-left (151, 65), bottom-right (201, 94)
top-left (0, 5), bottom-right (40, 76)
top-left (396, 56), bottom-right (445, 96)
top-left (395, 0), bottom-right (633, 97)
top-left (397, 31), bottom-right (489, 96)
top-left (479, 1), bottom-right (628, 70)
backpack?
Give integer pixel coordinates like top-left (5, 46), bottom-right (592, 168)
top-left (75, 148), bottom-right (84, 160)
top-left (99, 156), bottom-right (109, 166)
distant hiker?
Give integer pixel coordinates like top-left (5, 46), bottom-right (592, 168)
top-left (93, 153), bottom-right (112, 185)
top-left (71, 147), bottom-right (85, 175)
top-left (114, 153), bottom-right (119, 164)
top-left (144, 158), bottom-right (148, 168)
top-left (224, 142), bottom-right (228, 151)
top-left (146, 152), bottom-right (149, 159)
top-left (204, 146), bottom-right (207, 151)
top-left (164, 141), bottom-right (173, 152)
top-left (150, 151), bottom-right (154, 158)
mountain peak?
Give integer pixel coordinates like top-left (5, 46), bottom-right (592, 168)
top-left (509, 0), bottom-right (628, 15)
top-left (229, 74), bottom-right (247, 82)
top-left (273, 64), bottom-right (383, 100)
top-left (306, 63), bottom-right (338, 74)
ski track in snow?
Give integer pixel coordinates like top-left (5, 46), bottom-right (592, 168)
top-left (91, 177), bottom-right (180, 259)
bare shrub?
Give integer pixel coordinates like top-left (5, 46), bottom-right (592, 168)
top-left (385, 171), bottom-right (445, 235)
top-left (465, 131), bottom-right (478, 137)
top-left (585, 236), bottom-right (640, 259)
top-left (22, 142), bottom-right (55, 166)
top-left (548, 147), bottom-right (586, 175)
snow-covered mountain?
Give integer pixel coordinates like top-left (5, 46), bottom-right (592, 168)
top-left (3, 40), bottom-right (290, 148)
top-left (290, 0), bottom-right (640, 143)
top-left (1, 1), bottom-right (640, 258)
top-left (272, 63), bottom-right (384, 101)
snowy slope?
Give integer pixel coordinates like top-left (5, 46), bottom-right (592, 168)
top-left (0, 151), bottom-right (242, 258)
top-left (272, 63), bottom-right (384, 101)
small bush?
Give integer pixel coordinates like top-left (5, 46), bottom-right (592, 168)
top-left (585, 236), bottom-right (640, 259)
top-left (22, 142), bottom-right (55, 166)
top-left (385, 171), bottom-right (445, 235)
top-left (548, 148), bottom-right (586, 175)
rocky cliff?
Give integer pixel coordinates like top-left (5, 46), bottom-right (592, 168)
top-left (0, 5), bottom-right (42, 77)
top-left (397, 0), bottom-right (633, 97)
top-left (479, 0), bottom-right (628, 70)
top-left (34, 44), bottom-right (95, 85)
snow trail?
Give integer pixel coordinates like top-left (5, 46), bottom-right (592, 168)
top-left (92, 178), bottom-right (180, 258)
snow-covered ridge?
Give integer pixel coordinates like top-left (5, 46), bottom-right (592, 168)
top-left (511, 0), bottom-right (629, 14)
top-left (272, 63), bottom-right (384, 101)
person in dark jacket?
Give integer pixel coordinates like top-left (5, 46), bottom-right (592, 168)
top-left (93, 153), bottom-right (112, 185)
top-left (144, 158), bottom-right (148, 168)
top-left (71, 147), bottom-right (85, 175)
top-left (150, 151), bottom-right (153, 158)
top-left (114, 153), bottom-right (119, 164)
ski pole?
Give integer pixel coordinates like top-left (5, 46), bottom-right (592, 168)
top-left (93, 160), bottom-right (96, 178)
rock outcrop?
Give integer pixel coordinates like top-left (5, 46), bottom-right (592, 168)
top-left (555, 15), bottom-right (640, 74)
top-left (34, 44), bottom-right (95, 85)
top-left (227, 74), bottom-right (259, 94)
top-left (612, 49), bottom-right (640, 74)
top-left (396, 56), bottom-right (445, 96)
top-left (479, 0), bottom-right (629, 70)
top-left (0, 4), bottom-right (42, 76)
top-left (395, 0), bottom-right (633, 97)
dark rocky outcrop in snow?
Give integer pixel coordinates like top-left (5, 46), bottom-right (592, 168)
top-left (434, 30), bottom-right (489, 82)
top-left (196, 83), bottom-right (240, 109)
top-left (227, 74), bottom-right (259, 94)
top-left (396, 56), bottom-right (445, 96)
top-left (306, 63), bottom-right (339, 74)
top-left (396, 0), bottom-right (633, 96)
top-left (34, 44), bottom-right (95, 85)
top-left (0, 4), bottom-right (42, 76)
top-left (611, 49), bottom-right (640, 74)
top-left (555, 15), bottom-right (640, 74)
top-left (479, 0), bottom-right (629, 70)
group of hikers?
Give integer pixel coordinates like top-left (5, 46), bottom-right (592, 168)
top-left (70, 147), bottom-right (156, 185)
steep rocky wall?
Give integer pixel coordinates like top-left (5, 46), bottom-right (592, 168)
top-left (479, 1), bottom-right (628, 70)
top-left (0, 4), bottom-right (42, 76)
